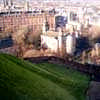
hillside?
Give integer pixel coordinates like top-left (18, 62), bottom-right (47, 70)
top-left (0, 53), bottom-right (90, 100)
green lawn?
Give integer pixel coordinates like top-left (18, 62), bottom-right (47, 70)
top-left (0, 53), bottom-right (90, 100)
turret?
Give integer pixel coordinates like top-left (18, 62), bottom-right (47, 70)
top-left (66, 33), bottom-right (76, 55)
top-left (42, 20), bottom-right (46, 34)
top-left (58, 27), bottom-right (63, 56)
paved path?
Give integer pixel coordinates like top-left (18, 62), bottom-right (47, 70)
top-left (87, 81), bottom-right (100, 100)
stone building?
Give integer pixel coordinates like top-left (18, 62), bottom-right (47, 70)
top-left (41, 24), bottom-right (76, 56)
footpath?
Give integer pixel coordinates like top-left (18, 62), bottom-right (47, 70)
top-left (87, 81), bottom-right (100, 100)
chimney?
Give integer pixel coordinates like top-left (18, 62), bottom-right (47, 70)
top-left (25, 0), bottom-right (29, 11)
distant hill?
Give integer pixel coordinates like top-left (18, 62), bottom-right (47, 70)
top-left (0, 53), bottom-right (90, 100)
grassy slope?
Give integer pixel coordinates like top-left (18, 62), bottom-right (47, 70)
top-left (0, 53), bottom-right (90, 100)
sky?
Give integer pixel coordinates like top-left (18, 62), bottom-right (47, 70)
top-left (0, 0), bottom-right (100, 3)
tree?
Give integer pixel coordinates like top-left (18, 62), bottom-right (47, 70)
top-left (12, 26), bottom-right (30, 57)
top-left (12, 25), bottom-right (41, 57)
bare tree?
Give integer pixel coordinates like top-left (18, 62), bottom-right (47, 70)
top-left (12, 25), bottom-right (41, 57)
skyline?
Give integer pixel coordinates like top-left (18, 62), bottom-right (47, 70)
top-left (0, 0), bottom-right (100, 3)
